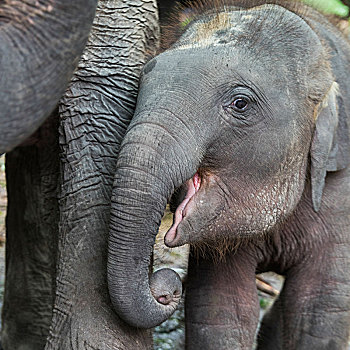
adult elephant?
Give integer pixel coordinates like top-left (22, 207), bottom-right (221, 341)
top-left (0, 0), bottom-right (97, 154)
top-left (2, 0), bottom-right (162, 349)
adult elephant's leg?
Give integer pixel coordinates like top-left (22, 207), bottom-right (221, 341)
top-left (185, 247), bottom-right (260, 350)
top-left (2, 113), bottom-right (60, 350)
top-left (45, 1), bottom-right (159, 349)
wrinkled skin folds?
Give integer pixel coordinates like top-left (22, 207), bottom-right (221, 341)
top-left (108, 0), bottom-right (350, 349)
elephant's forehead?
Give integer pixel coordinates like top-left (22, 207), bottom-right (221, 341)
top-left (147, 46), bottom-right (240, 80)
top-left (144, 43), bottom-right (287, 95)
top-left (170, 4), bottom-right (312, 51)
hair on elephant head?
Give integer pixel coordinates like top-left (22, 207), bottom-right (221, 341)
top-left (107, 0), bottom-right (350, 329)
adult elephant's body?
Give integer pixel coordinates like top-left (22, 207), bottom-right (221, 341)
top-left (0, 0), bottom-right (97, 154)
top-left (108, 0), bottom-right (350, 349)
top-left (3, 0), bottom-right (160, 349)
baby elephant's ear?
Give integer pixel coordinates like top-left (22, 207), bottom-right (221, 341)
top-left (311, 82), bottom-right (350, 212)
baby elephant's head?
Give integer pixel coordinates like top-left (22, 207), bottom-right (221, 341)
top-left (132, 5), bottom-right (338, 247)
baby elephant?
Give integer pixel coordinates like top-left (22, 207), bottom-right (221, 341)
top-left (107, 0), bottom-right (350, 349)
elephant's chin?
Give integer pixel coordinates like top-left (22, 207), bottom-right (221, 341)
top-left (165, 172), bottom-right (202, 247)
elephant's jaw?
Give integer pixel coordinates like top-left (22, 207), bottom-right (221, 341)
top-left (165, 173), bottom-right (201, 247)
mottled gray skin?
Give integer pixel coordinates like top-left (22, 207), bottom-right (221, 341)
top-left (3, 1), bottom-right (160, 349)
top-left (0, 0), bottom-right (97, 154)
top-left (108, 1), bottom-right (350, 349)
top-left (46, 1), bottom-right (159, 349)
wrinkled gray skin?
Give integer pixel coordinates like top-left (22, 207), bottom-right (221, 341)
top-left (108, 1), bottom-right (350, 349)
top-left (2, 0), bottom-right (160, 349)
top-left (0, 0), bottom-right (97, 154)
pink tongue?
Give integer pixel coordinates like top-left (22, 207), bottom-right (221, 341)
top-left (165, 173), bottom-right (201, 246)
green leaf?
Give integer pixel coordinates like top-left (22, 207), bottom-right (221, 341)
top-left (302, 0), bottom-right (349, 17)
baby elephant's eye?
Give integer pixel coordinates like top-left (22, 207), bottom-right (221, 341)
top-left (231, 96), bottom-right (249, 112)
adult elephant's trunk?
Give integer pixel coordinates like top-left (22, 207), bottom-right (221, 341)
top-left (108, 108), bottom-right (201, 328)
top-left (0, 0), bottom-right (97, 153)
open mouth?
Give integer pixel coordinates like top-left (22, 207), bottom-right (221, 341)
top-left (164, 172), bottom-right (201, 247)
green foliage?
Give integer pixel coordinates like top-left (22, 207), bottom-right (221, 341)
top-left (302, 0), bottom-right (349, 17)
top-left (0, 156), bottom-right (4, 173)
top-left (259, 297), bottom-right (272, 310)
top-left (180, 16), bottom-right (194, 28)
